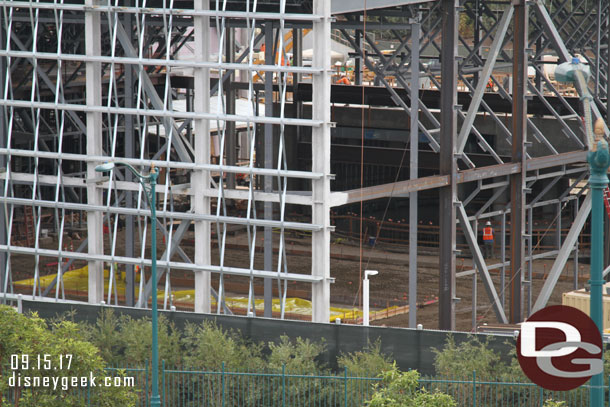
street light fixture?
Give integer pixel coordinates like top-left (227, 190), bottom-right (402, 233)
top-left (363, 270), bottom-right (378, 326)
top-left (95, 162), bottom-right (161, 407)
top-left (556, 57), bottom-right (609, 407)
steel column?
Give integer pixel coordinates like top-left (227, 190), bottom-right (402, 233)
top-left (311, 0), bottom-right (331, 323)
top-left (193, 0), bottom-right (211, 314)
top-left (124, 5), bottom-right (135, 307)
top-left (225, 26), bottom-right (236, 190)
top-left (408, 20), bottom-right (420, 329)
top-left (438, 0), bottom-right (458, 331)
top-left (510, 0), bottom-right (528, 323)
top-left (85, 0), bottom-right (103, 304)
top-left (263, 22), bottom-right (273, 318)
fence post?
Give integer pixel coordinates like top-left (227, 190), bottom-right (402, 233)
top-left (282, 363), bottom-right (286, 407)
top-left (344, 366), bottom-right (348, 407)
top-left (222, 361), bottom-right (226, 407)
top-left (145, 359), bottom-right (149, 407)
top-left (161, 359), bottom-right (165, 405)
top-left (539, 386), bottom-right (544, 406)
top-left (472, 370), bottom-right (476, 407)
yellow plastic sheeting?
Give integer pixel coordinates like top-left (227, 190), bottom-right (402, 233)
top-left (171, 290), bottom-right (370, 321)
top-left (15, 266), bottom-right (398, 322)
top-left (14, 265), bottom-right (143, 297)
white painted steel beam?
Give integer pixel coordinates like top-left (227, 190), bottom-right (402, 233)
top-left (85, 0), bottom-right (103, 304)
top-left (331, 0), bottom-right (430, 15)
top-left (311, 0), bottom-right (332, 323)
top-left (193, 0), bottom-right (211, 314)
top-left (1, 245), bottom-right (324, 283)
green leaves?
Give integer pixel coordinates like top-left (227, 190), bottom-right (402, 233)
top-left (368, 366), bottom-right (456, 407)
top-left (0, 305), bottom-right (136, 407)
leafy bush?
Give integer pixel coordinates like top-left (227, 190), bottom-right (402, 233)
top-left (367, 365), bottom-right (456, 407)
top-left (433, 334), bottom-right (508, 379)
top-left (338, 339), bottom-right (393, 378)
top-left (0, 305), bottom-right (136, 406)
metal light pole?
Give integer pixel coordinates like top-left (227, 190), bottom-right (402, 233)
top-left (95, 162), bottom-right (161, 407)
top-left (556, 58), bottom-right (608, 406)
top-left (363, 270), bottom-right (378, 326)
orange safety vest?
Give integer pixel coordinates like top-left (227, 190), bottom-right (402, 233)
top-left (483, 227), bottom-right (494, 241)
top-left (337, 76), bottom-right (351, 85)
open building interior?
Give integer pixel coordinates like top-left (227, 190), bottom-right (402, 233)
top-left (1, 0), bottom-right (609, 332)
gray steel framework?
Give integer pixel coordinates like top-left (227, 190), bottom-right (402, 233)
top-left (0, 0), bottom-right (607, 328)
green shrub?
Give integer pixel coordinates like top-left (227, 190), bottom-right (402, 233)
top-left (0, 305), bottom-right (136, 406)
top-left (367, 365), bottom-right (456, 407)
top-left (338, 339), bottom-right (393, 378)
top-left (181, 321), bottom-right (263, 371)
top-left (433, 334), bottom-right (507, 379)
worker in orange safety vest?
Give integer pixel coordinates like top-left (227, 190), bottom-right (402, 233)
top-left (482, 221), bottom-right (494, 259)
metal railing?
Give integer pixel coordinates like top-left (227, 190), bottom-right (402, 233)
top-left (2, 365), bottom-right (609, 406)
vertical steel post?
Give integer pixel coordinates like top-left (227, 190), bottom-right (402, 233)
top-left (510, 0), bottom-right (527, 324)
top-left (500, 212), bottom-right (506, 308)
top-left (124, 4), bottom-right (135, 307)
top-left (588, 140), bottom-right (609, 407)
top-left (363, 276), bottom-right (370, 326)
top-left (226, 25), bottom-right (236, 190)
top-left (85, 0), bottom-right (104, 304)
top-left (0, 13), bottom-right (6, 295)
top-left (149, 169), bottom-right (160, 407)
top-left (439, 0), bottom-right (458, 330)
top-left (575, 198), bottom-right (580, 290)
top-left (355, 23), bottom-right (363, 86)
top-left (311, 0), bottom-right (331, 323)
top-left (527, 207), bottom-right (533, 316)
top-left (263, 21), bottom-right (273, 318)
top-left (408, 20), bottom-right (420, 328)
top-left (194, 0), bottom-right (211, 314)
top-left (472, 220), bottom-right (478, 332)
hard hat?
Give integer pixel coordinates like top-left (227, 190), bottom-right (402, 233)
top-left (486, 221), bottom-right (491, 226)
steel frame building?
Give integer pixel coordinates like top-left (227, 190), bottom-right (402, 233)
top-left (0, 0), bottom-right (608, 330)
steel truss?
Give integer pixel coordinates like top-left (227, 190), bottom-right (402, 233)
top-left (334, 0), bottom-right (608, 328)
top-left (0, 0), bottom-right (607, 328)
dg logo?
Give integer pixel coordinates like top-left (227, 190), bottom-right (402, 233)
top-left (516, 305), bottom-right (603, 391)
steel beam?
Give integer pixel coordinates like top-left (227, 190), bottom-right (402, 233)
top-left (457, 5), bottom-right (514, 155)
top-left (193, 0), bottom-right (211, 314)
top-left (510, 0), bottom-right (528, 324)
top-left (438, 0), bottom-right (458, 331)
top-left (263, 22), bottom-right (273, 318)
top-left (331, 151), bottom-right (587, 207)
top-left (532, 194), bottom-right (592, 313)
top-left (311, 0), bottom-right (331, 323)
top-left (85, 0), bottom-right (103, 305)
top-left (408, 20), bottom-right (419, 329)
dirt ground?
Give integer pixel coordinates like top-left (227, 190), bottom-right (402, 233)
top-left (9, 227), bottom-right (580, 332)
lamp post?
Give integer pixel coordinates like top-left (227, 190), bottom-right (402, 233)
top-left (556, 58), bottom-right (608, 406)
top-left (95, 162), bottom-right (161, 407)
top-left (363, 270), bottom-right (378, 326)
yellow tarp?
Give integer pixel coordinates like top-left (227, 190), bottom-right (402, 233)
top-left (15, 266), bottom-right (398, 322)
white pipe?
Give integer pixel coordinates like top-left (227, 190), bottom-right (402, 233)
top-left (363, 277), bottom-right (370, 326)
